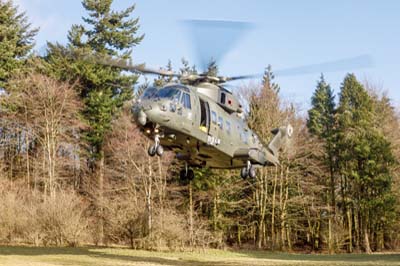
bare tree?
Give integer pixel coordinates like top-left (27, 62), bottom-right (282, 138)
top-left (104, 106), bottom-right (174, 249)
top-left (2, 72), bottom-right (82, 196)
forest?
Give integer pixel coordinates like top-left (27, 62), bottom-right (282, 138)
top-left (0, 0), bottom-right (399, 254)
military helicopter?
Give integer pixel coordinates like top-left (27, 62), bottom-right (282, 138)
top-left (133, 66), bottom-right (292, 180)
top-left (96, 20), bottom-right (373, 180)
top-left (97, 52), bottom-right (295, 180)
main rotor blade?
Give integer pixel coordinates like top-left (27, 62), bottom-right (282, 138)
top-left (94, 55), bottom-right (181, 77)
top-left (183, 19), bottom-right (253, 71)
top-left (274, 54), bottom-right (374, 77)
top-left (224, 74), bottom-right (261, 82)
top-left (224, 54), bottom-right (374, 82)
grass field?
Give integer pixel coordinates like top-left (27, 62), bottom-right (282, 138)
top-left (0, 246), bottom-right (399, 266)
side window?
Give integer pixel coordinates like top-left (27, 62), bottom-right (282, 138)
top-left (220, 92), bottom-right (226, 104)
top-left (211, 111), bottom-right (217, 124)
top-left (181, 93), bottom-right (191, 109)
top-left (218, 117), bottom-right (223, 130)
top-left (173, 90), bottom-right (182, 103)
top-left (226, 121), bottom-right (231, 135)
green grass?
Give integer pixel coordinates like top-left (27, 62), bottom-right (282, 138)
top-left (0, 246), bottom-right (399, 266)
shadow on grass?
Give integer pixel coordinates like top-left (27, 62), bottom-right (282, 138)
top-left (0, 246), bottom-right (400, 266)
top-left (233, 250), bottom-right (400, 262)
top-left (0, 246), bottom-right (236, 266)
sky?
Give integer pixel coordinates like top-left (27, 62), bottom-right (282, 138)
top-left (15, 0), bottom-right (400, 110)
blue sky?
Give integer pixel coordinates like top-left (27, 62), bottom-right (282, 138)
top-left (15, 0), bottom-right (400, 110)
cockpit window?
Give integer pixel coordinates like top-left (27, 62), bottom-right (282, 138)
top-left (140, 87), bottom-right (157, 99)
top-left (142, 85), bottom-right (190, 103)
top-left (156, 86), bottom-right (182, 100)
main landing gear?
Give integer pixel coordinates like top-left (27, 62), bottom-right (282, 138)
top-left (148, 134), bottom-right (164, 157)
top-left (180, 163), bottom-right (194, 181)
top-left (240, 161), bottom-right (256, 179)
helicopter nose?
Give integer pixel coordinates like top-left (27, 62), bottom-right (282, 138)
top-left (137, 109), bottom-right (147, 126)
top-left (131, 104), bottom-right (147, 126)
top-left (143, 102), bottom-right (171, 125)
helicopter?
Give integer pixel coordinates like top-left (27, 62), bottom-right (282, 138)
top-left (94, 20), bottom-right (373, 180)
top-left (100, 57), bottom-right (291, 180)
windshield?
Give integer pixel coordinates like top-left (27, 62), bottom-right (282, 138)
top-left (155, 86), bottom-right (181, 101)
top-left (140, 87), bottom-right (158, 99)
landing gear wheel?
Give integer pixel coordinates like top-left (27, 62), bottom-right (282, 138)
top-left (179, 169), bottom-right (187, 181)
top-left (180, 167), bottom-right (195, 181)
top-left (148, 145), bottom-right (156, 157)
top-left (187, 169), bottom-right (195, 181)
top-left (156, 145), bottom-right (164, 156)
top-left (240, 167), bottom-right (248, 179)
top-left (249, 166), bottom-right (257, 178)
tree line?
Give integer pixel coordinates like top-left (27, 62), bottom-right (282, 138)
top-left (0, 0), bottom-right (399, 252)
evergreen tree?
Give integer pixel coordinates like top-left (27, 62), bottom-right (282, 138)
top-left (205, 58), bottom-right (218, 76)
top-left (153, 59), bottom-right (174, 87)
top-left (307, 74), bottom-right (336, 253)
top-left (262, 65), bottom-right (280, 94)
top-left (336, 74), bottom-right (396, 253)
top-left (0, 0), bottom-right (37, 88)
top-left (307, 74), bottom-right (335, 138)
top-left (46, 0), bottom-right (143, 160)
top-left (248, 65), bottom-right (281, 140)
top-left (180, 57), bottom-right (197, 75)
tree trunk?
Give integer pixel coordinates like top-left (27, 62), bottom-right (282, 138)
top-left (363, 213), bottom-right (372, 254)
top-left (354, 208), bottom-right (360, 251)
top-left (271, 166), bottom-right (278, 250)
top-left (146, 156), bottom-right (153, 244)
top-left (98, 150), bottom-right (105, 246)
top-left (189, 180), bottom-right (194, 247)
top-left (25, 119), bottom-right (30, 189)
top-left (213, 192), bottom-right (218, 231)
top-left (237, 223), bottom-right (241, 247)
top-left (256, 170), bottom-right (268, 249)
top-left (328, 210), bottom-right (333, 254)
top-left (347, 207), bottom-right (353, 253)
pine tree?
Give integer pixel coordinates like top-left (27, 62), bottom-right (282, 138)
top-left (307, 75), bottom-right (335, 138)
top-left (307, 74), bottom-right (336, 253)
top-left (180, 57), bottom-right (197, 75)
top-left (46, 0), bottom-right (143, 159)
top-left (205, 59), bottom-right (218, 76)
top-left (248, 65), bottom-right (281, 139)
top-left (336, 74), bottom-right (396, 253)
top-left (153, 60), bottom-right (174, 87)
top-left (0, 0), bottom-right (37, 88)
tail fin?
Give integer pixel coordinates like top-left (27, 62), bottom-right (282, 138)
top-left (268, 125), bottom-right (293, 159)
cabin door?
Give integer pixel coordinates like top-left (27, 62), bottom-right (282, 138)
top-left (199, 99), bottom-right (210, 134)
